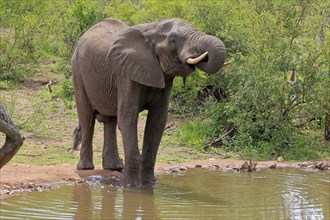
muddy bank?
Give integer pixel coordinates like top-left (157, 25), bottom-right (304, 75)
top-left (1, 160), bottom-right (329, 198)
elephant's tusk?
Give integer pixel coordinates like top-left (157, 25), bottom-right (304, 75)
top-left (222, 60), bottom-right (234, 68)
top-left (186, 52), bottom-right (208, 65)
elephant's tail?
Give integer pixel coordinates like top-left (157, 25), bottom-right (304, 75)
top-left (72, 125), bottom-right (82, 150)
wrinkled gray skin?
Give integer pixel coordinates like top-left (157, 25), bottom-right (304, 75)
top-left (72, 18), bottom-right (226, 186)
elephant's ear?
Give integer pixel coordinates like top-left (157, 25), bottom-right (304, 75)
top-left (107, 28), bottom-right (165, 88)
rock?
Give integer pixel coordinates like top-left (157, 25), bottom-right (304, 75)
top-left (298, 163), bottom-right (307, 168)
top-left (2, 190), bottom-right (10, 194)
top-left (170, 168), bottom-right (180, 173)
top-left (36, 186), bottom-right (43, 192)
top-left (320, 165), bottom-right (328, 170)
top-left (268, 163), bottom-right (277, 169)
top-left (195, 164), bottom-right (202, 168)
top-left (179, 167), bottom-right (187, 171)
top-left (277, 157), bottom-right (284, 162)
top-left (319, 163), bottom-right (328, 170)
top-left (297, 162), bottom-right (329, 171)
top-left (208, 165), bottom-right (220, 171)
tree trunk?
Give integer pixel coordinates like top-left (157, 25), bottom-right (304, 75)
top-left (0, 102), bottom-right (24, 169)
top-left (325, 112), bottom-right (330, 141)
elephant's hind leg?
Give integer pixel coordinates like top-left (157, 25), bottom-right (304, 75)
top-left (75, 88), bottom-right (96, 170)
top-left (102, 117), bottom-right (124, 171)
top-left (77, 111), bottom-right (96, 170)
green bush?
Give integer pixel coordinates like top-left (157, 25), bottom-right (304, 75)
top-left (0, 0), bottom-right (46, 83)
top-left (173, 0), bottom-right (330, 160)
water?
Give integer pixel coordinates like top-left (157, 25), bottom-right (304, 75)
top-left (1, 168), bottom-right (329, 219)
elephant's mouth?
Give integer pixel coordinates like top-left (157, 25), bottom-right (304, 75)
top-left (188, 63), bottom-right (196, 71)
top-left (175, 63), bottom-right (195, 77)
top-left (184, 52), bottom-right (209, 75)
top-left (188, 55), bottom-right (209, 70)
top-left (201, 55), bottom-right (209, 62)
top-left (158, 54), bottom-right (196, 77)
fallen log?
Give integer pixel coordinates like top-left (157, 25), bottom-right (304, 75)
top-left (0, 102), bottom-right (24, 169)
top-left (205, 124), bottom-right (236, 148)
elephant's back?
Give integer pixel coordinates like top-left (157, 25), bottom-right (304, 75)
top-left (101, 18), bottom-right (129, 32)
top-left (81, 18), bottom-right (128, 40)
top-left (76, 18), bottom-right (128, 53)
top-left (72, 19), bottom-right (126, 76)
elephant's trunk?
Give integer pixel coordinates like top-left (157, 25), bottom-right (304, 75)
top-left (184, 34), bottom-right (226, 74)
top-left (196, 35), bottom-right (226, 74)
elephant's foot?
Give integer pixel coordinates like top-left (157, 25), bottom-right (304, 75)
top-left (141, 171), bottom-right (157, 185)
top-left (140, 164), bottom-right (156, 184)
top-left (141, 176), bottom-right (157, 185)
top-left (103, 158), bottom-right (124, 171)
top-left (77, 159), bottom-right (95, 170)
top-left (121, 171), bottom-right (141, 187)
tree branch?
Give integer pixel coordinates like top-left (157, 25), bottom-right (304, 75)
top-left (288, 1), bottom-right (307, 47)
top-left (0, 103), bottom-right (24, 169)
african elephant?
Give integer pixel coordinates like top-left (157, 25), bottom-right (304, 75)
top-left (71, 18), bottom-right (226, 186)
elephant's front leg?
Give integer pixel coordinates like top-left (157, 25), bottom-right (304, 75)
top-left (118, 109), bottom-right (141, 186)
top-left (102, 117), bottom-right (124, 171)
top-left (141, 107), bottom-right (168, 184)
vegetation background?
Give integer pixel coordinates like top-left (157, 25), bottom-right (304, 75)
top-left (0, 0), bottom-right (329, 164)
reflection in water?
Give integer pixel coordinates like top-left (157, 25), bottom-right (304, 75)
top-left (72, 184), bottom-right (93, 219)
top-left (70, 182), bottom-right (159, 219)
top-left (100, 186), bottom-right (116, 219)
top-left (1, 168), bottom-right (329, 219)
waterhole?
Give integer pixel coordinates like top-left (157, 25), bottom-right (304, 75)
top-left (1, 168), bottom-right (329, 219)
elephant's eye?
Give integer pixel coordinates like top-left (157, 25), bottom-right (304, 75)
top-left (168, 32), bottom-right (179, 49)
top-left (169, 37), bottom-right (176, 47)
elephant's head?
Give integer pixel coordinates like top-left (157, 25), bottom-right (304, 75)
top-left (108, 18), bottom-right (226, 88)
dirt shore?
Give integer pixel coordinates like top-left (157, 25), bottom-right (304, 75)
top-left (1, 159), bottom-right (328, 199)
